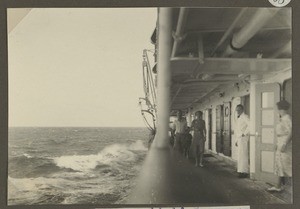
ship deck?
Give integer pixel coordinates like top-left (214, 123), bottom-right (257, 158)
top-left (128, 146), bottom-right (292, 205)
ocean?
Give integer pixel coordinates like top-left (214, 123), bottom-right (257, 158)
top-left (8, 127), bottom-right (149, 205)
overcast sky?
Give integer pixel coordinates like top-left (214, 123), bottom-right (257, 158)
top-left (8, 8), bottom-right (156, 127)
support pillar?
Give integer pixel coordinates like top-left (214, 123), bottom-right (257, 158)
top-left (153, 8), bottom-right (172, 149)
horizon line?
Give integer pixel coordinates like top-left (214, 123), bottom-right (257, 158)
top-left (8, 126), bottom-right (147, 128)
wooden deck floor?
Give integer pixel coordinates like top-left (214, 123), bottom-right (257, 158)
top-left (128, 147), bottom-right (291, 206)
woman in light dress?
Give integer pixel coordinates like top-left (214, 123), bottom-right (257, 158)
top-left (268, 100), bottom-right (292, 192)
top-left (191, 111), bottom-right (206, 167)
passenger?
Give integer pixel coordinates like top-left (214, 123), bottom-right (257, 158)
top-left (182, 127), bottom-right (192, 158)
top-left (191, 111), bottom-right (206, 167)
top-left (169, 127), bottom-right (175, 147)
top-left (235, 104), bottom-right (250, 178)
top-left (172, 110), bottom-right (188, 154)
top-left (268, 100), bottom-right (292, 192)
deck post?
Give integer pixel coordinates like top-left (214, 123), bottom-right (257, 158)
top-left (153, 8), bottom-right (172, 149)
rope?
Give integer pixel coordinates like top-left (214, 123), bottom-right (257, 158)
top-left (139, 49), bottom-right (157, 132)
top-left (141, 110), bottom-right (155, 131)
top-left (142, 63), bottom-right (147, 96)
top-left (144, 51), bottom-right (157, 110)
top-left (145, 51), bottom-right (157, 103)
top-left (139, 98), bottom-right (156, 131)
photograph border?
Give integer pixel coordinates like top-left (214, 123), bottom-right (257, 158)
top-left (1, 0), bottom-right (300, 209)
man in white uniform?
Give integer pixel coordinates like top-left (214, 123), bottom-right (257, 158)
top-left (235, 104), bottom-right (250, 178)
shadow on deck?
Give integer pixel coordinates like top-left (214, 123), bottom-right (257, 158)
top-left (127, 146), bottom-right (292, 205)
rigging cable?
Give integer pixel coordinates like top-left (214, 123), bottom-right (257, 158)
top-left (139, 49), bottom-right (157, 131)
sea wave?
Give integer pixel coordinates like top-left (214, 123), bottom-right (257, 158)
top-left (8, 174), bottom-right (127, 205)
top-left (23, 153), bottom-right (34, 159)
top-left (8, 176), bottom-right (64, 192)
top-left (8, 176), bottom-right (73, 205)
top-left (53, 140), bottom-right (147, 172)
top-left (8, 128), bottom-right (149, 205)
top-left (128, 140), bottom-right (148, 151)
top-left (8, 155), bottom-right (72, 178)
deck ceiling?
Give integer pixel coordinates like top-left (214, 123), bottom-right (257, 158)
top-left (167, 7), bottom-right (291, 111)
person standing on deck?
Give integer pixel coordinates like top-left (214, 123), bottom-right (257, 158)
top-left (268, 100), bottom-right (292, 192)
top-left (191, 111), bottom-right (206, 167)
top-left (235, 104), bottom-right (250, 178)
top-left (172, 110), bottom-right (188, 154)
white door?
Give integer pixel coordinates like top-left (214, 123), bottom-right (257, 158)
top-left (254, 83), bottom-right (280, 184)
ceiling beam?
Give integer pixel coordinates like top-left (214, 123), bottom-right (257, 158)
top-left (270, 40), bottom-right (291, 58)
top-left (188, 84), bottom-right (225, 108)
top-left (222, 8), bottom-right (279, 57)
top-left (172, 96), bottom-right (206, 100)
top-left (198, 35), bottom-right (204, 64)
top-left (173, 100), bottom-right (200, 104)
top-left (171, 57), bottom-right (291, 75)
top-left (171, 8), bottom-right (189, 58)
top-left (179, 89), bottom-right (208, 93)
top-left (185, 26), bottom-right (291, 35)
top-left (211, 8), bottom-right (248, 56)
top-left (173, 93), bottom-right (209, 97)
top-left (172, 83), bottom-right (230, 110)
top-left (184, 77), bottom-right (243, 82)
top-left (170, 85), bottom-right (183, 107)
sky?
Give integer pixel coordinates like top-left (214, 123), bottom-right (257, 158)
top-left (8, 8), bottom-right (157, 127)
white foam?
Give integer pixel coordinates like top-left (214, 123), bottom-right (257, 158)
top-left (129, 140), bottom-right (147, 151)
top-left (53, 141), bottom-right (146, 172)
top-left (8, 176), bottom-right (74, 205)
top-left (54, 154), bottom-right (101, 172)
top-left (8, 140), bottom-right (147, 205)
top-left (23, 153), bottom-right (34, 159)
top-left (8, 176), bottom-right (66, 192)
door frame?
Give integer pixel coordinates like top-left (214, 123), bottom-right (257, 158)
top-left (253, 83), bottom-right (280, 184)
top-left (222, 102), bottom-right (231, 157)
top-left (206, 108), bottom-right (213, 150)
top-left (216, 105), bottom-right (224, 153)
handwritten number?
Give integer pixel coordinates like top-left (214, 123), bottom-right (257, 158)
top-left (273, 0), bottom-right (285, 4)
